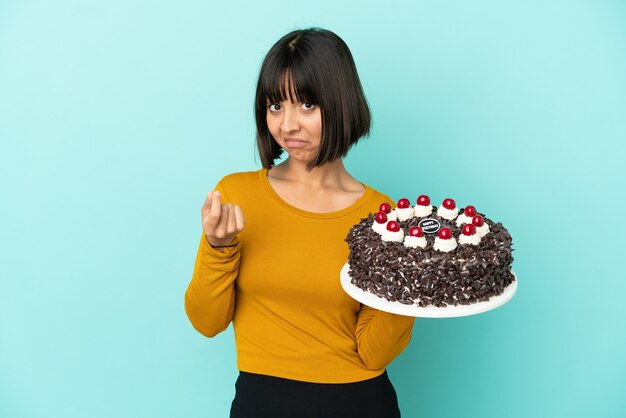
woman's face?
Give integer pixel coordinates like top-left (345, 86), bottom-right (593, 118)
top-left (266, 85), bottom-right (322, 165)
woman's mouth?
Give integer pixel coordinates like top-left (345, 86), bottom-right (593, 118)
top-left (284, 138), bottom-right (308, 148)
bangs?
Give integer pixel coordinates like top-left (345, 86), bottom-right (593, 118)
top-left (261, 61), bottom-right (319, 106)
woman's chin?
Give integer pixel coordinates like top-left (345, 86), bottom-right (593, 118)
top-left (285, 151), bottom-right (317, 163)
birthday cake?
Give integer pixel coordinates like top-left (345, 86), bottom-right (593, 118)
top-left (345, 196), bottom-right (515, 307)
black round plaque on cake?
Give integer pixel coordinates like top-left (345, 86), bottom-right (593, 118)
top-left (418, 218), bottom-right (441, 234)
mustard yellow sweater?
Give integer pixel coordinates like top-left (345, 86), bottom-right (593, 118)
top-left (184, 168), bottom-right (415, 383)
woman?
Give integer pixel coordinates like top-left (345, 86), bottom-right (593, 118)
top-left (184, 28), bottom-right (416, 417)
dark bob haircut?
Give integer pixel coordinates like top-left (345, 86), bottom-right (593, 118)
top-left (254, 28), bottom-right (371, 171)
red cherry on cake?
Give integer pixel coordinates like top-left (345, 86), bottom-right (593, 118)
top-left (375, 211), bottom-right (388, 224)
top-left (472, 215), bottom-right (485, 227)
top-left (379, 202), bottom-right (392, 214)
top-left (386, 221), bottom-right (400, 232)
top-left (397, 198), bottom-right (410, 209)
top-left (462, 224), bottom-right (476, 236)
top-left (416, 195), bottom-right (430, 206)
top-left (438, 227), bottom-right (452, 239)
top-left (464, 205), bottom-right (477, 217)
top-left (442, 198), bottom-right (456, 210)
top-left (409, 226), bottom-right (424, 237)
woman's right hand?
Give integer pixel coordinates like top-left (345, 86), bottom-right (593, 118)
top-left (201, 190), bottom-right (245, 247)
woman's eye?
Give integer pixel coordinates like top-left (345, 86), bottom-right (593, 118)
top-left (301, 102), bottom-right (315, 110)
top-left (267, 103), bottom-right (281, 112)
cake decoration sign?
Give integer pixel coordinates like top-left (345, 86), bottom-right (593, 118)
top-left (418, 218), bottom-right (441, 234)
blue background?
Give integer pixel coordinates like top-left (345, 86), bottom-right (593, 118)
top-left (1, 1), bottom-right (625, 417)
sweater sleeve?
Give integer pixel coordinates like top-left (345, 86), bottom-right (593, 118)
top-left (184, 182), bottom-right (240, 338)
top-left (355, 304), bottom-right (416, 370)
top-left (353, 192), bottom-right (415, 370)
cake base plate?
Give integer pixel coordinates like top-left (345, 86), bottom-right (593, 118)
top-left (340, 262), bottom-right (517, 318)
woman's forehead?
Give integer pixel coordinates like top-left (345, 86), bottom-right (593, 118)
top-left (264, 68), bottom-right (315, 104)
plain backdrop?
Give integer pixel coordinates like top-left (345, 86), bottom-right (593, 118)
top-left (1, 1), bottom-right (625, 417)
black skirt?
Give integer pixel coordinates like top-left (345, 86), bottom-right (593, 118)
top-left (229, 370), bottom-right (401, 418)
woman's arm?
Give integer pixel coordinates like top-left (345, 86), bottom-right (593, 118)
top-left (355, 305), bottom-right (416, 370)
top-left (184, 182), bottom-right (243, 338)
top-left (184, 232), bottom-right (240, 337)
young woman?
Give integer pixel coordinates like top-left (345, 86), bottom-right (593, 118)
top-left (185, 28), bottom-right (416, 417)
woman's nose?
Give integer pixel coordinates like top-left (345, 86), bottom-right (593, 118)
top-left (280, 105), bottom-right (300, 132)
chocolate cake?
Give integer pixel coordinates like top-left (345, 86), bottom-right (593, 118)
top-left (345, 196), bottom-right (515, 308)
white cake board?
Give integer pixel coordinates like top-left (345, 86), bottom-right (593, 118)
top-left (340, 262), bottom-right (517, 318)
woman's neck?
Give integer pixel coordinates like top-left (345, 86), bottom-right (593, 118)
top-left (269, 158), bottom-right (353, 190)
